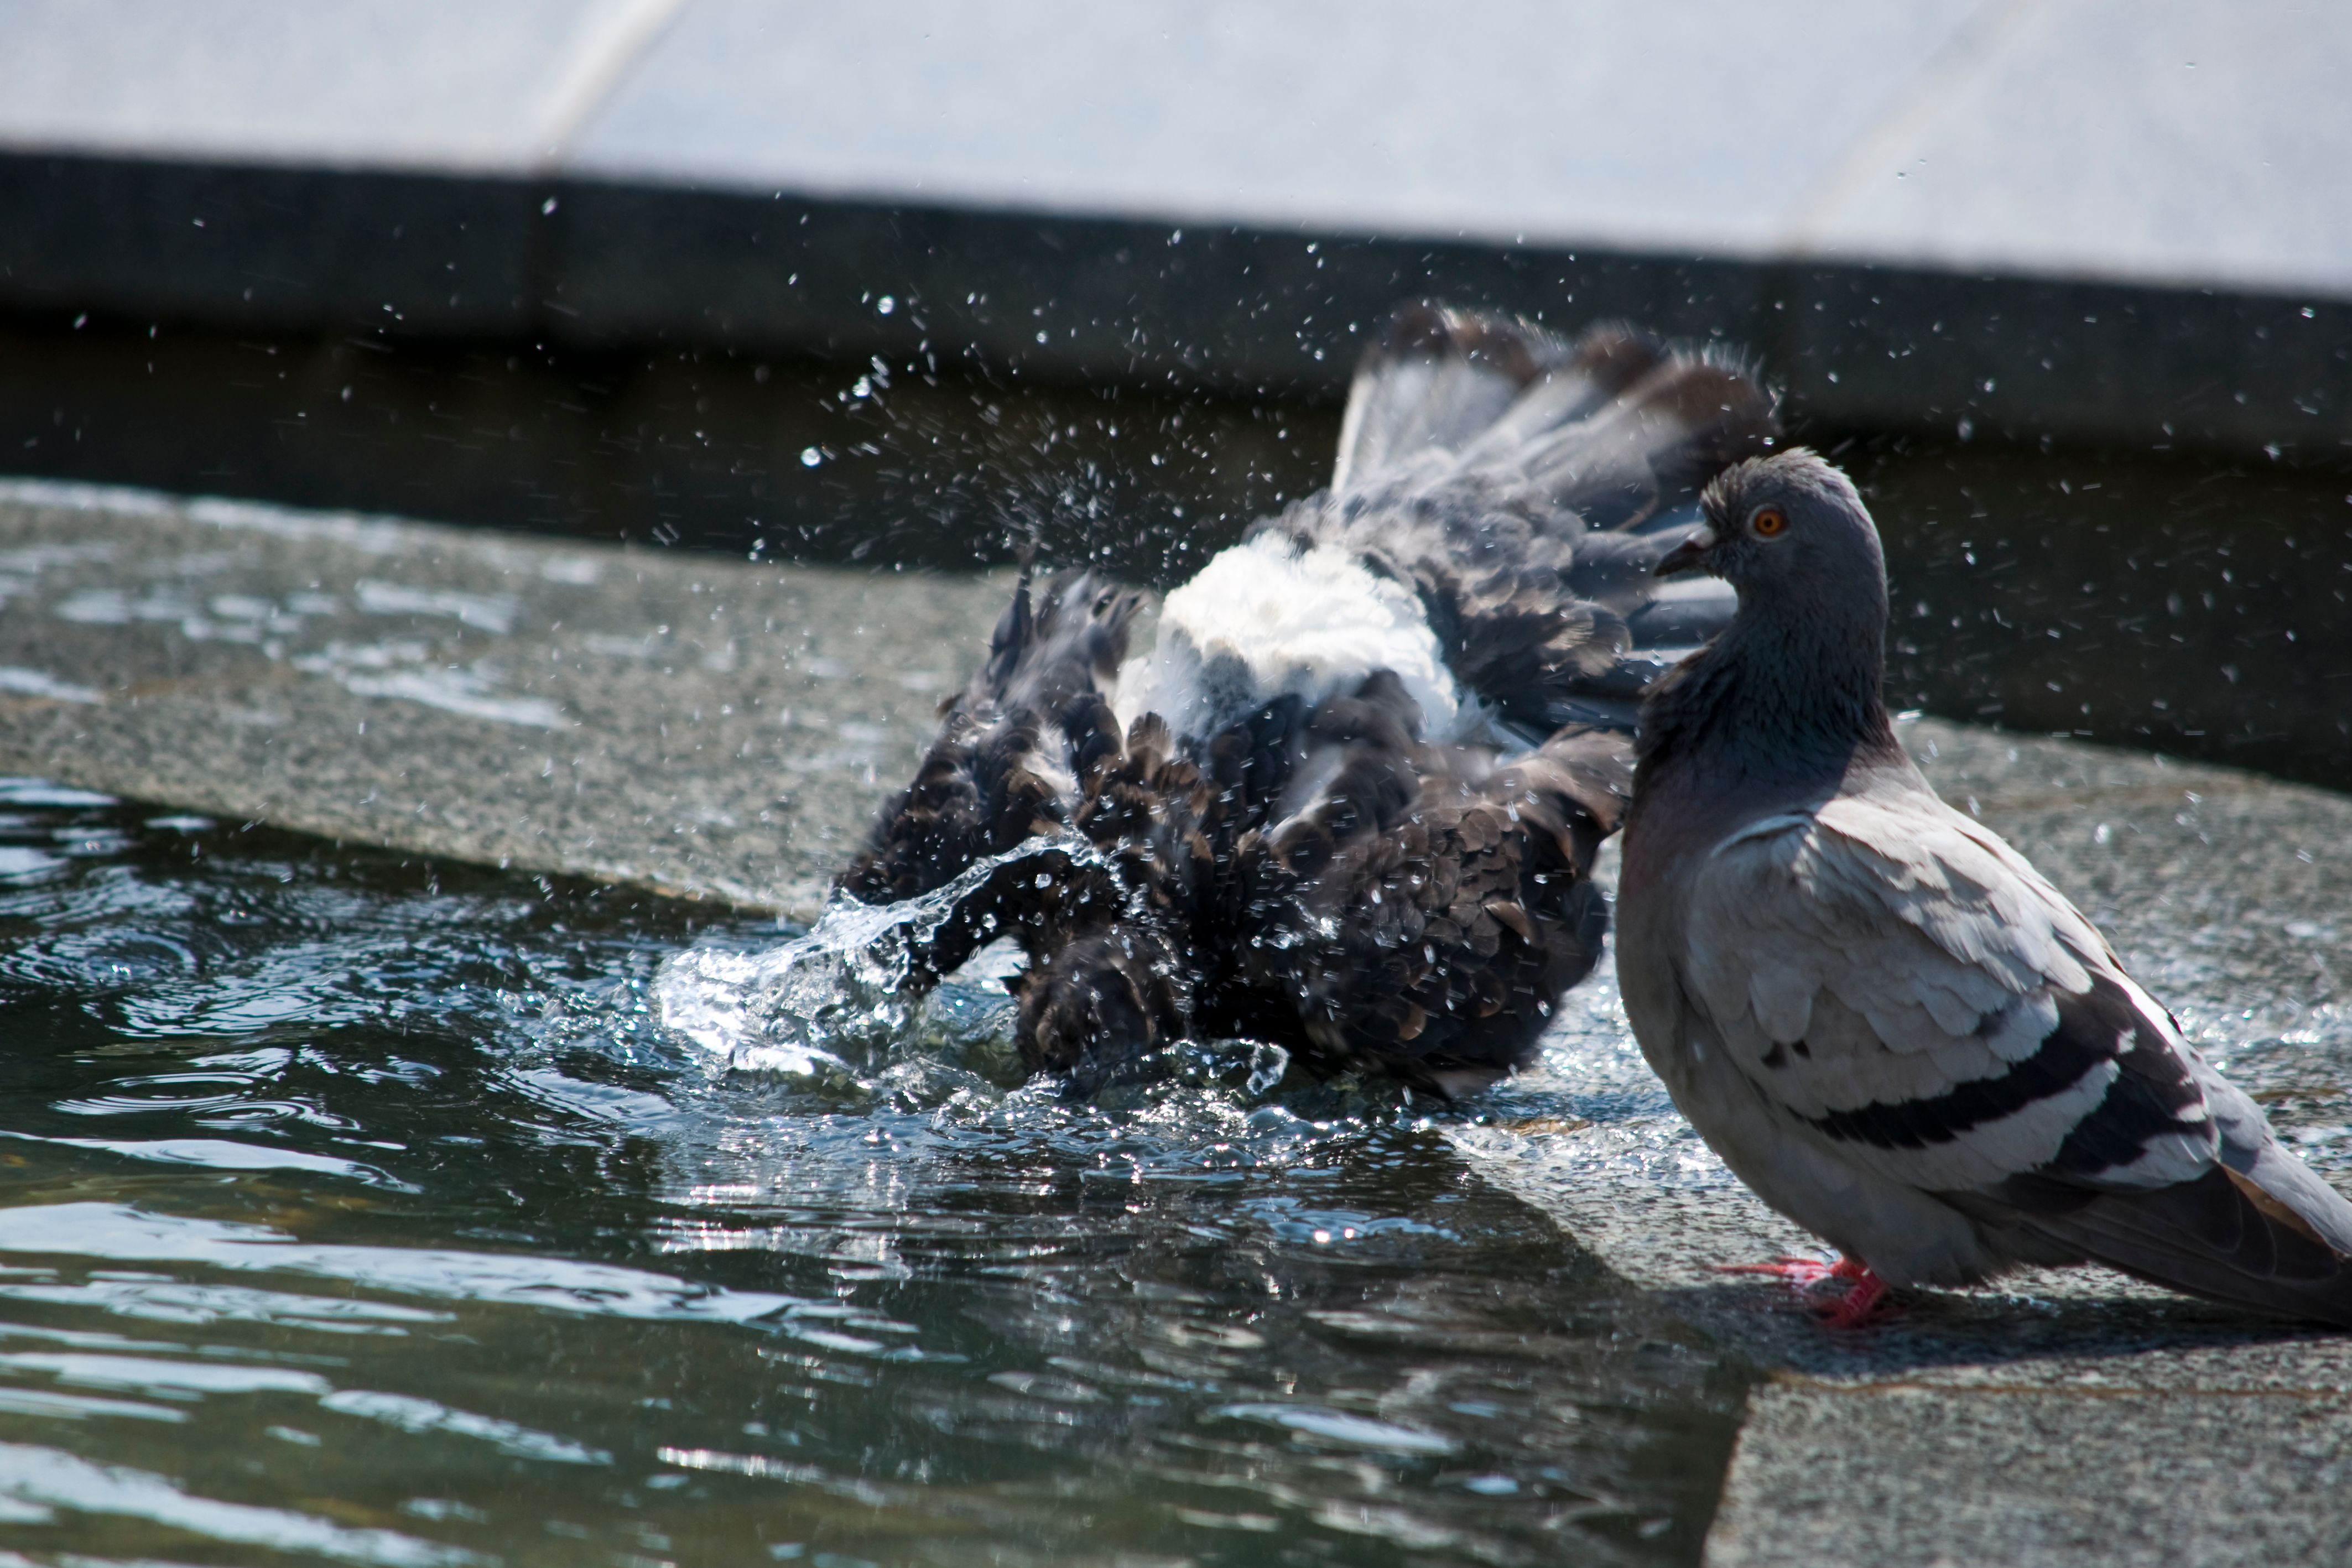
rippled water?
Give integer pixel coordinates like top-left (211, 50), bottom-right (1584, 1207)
top-left (0, 782), bottom-right (1745, 1566)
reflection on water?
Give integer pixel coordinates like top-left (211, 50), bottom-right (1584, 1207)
top-left (0, 782), bottom-right (1744, 1566)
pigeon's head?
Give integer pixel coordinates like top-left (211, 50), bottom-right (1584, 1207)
top-left (1655, 449), bottom-right (1887, 626)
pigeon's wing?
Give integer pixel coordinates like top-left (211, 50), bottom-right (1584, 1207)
top-left (1682, 791), bottom-right (2218, 1195)
top-left (1229, 683), bottom-right (1630, 1097)
top-left (1267, 306), bottom-right (1776, 738)
top-left (836, 570), bottom-right (1139, 903)
top-left (1330, 305), bottom-right (1563, 492)
top-left (1688, 791), bottom-right (2352, 1323)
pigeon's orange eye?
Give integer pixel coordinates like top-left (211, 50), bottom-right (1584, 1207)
top-left (1751, 507), bottom-right (1788, 538)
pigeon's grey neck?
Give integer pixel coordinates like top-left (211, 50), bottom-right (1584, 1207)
top-left (1638, 585), bottom-right (1898, 788)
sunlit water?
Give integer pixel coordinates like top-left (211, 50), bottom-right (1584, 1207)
top-left (0, 782), bottom-right (1745, 1567)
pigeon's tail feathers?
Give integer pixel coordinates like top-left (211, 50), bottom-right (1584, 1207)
top-left (1331, 304), bottom-right (1578, 493)
top-left (1300, 306), bottom-right (1771, 737)
top-left (836, 570), bottom-right (1143, 904)
top-left (1975, 1158), bottom-right (2352, 1329)
top-left (1467, 333), bottom-right (1779, 535)
top-left (1958, 1064), bottom-right (2352, 1328)
top-left (2209, 1069), bottom-right (2352, 1259)
top-left (1331, 305), bottom-right (1778, 535)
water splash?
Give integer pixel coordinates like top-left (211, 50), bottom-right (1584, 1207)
top-left (0, 774), bottom-right (1869, 1563)
top-left (655, 835), bottom-right (1104, 1077)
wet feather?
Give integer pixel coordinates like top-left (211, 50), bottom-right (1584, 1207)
top-left (847, 303), bottom-right (1776, 1096)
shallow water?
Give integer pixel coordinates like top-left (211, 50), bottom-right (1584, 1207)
top-left (0, 781), bottom-right (1747, 1567)
top-left (6, 703), bottom-right (2352, 1567)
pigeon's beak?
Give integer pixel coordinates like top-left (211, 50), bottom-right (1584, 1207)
top-left (1653, 530), bottom-right (1716, 579)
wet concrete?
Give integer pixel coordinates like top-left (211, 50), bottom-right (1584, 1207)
top-left (4, 480), bottom-right (2352, 1561)
top-left (0, 477), bottom-right (1006, 915)
top-left (1709, 1383), bottom-right (2352, 1567)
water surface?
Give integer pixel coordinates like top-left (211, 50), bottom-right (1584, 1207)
top-left (0, 782), bottom-right (1744, 1566)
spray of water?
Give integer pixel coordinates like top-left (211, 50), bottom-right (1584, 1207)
top-left (654, 835), bottom-right (1111, 1077)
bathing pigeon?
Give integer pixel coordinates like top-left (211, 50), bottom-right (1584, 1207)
top-left (840, 304), bottom-right (1778, 1094)
top-left (1615, 447), bottom-right (2352, 1326)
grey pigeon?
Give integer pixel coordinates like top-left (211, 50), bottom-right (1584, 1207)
top-left (839, 304), bottom-right (1777, 1094)
top-left (1617, 447), bottom-right (2352, 1327)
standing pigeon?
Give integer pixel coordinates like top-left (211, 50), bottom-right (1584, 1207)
top-left (838, 304), bottom-right (1777, 1093)
top-left (1616, 447), bottom-right (2352, 1327)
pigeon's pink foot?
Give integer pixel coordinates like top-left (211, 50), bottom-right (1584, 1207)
top-left (1712, 1254), bottom-right (1898, 1327)
top-left (1809, 1260), bottom-right (1896, 1329)
top-left (1711, 1254), bottom-right (1843, 1288)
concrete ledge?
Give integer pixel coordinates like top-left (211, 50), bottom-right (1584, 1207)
top-left (0, 478), bottom-right (1003, 916)
top-left (0, 153), bottom-right (538, 334)
top-left (1709, 1383), bottom-right (2352, 1567)
top-left (7, 149), bottom-right (2348, 460)
top-left (1, 1), bottom-right (2348, 459)
top-left (549, 178), bottom-right (2352, 459)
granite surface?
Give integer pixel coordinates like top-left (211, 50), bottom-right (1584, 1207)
top-left (1709, 1383), bottom-right (2352, 1567)
top-left (4, 479), bottom-right (2352, 1561)
top-left (568, 0), bottom-right (1984, 254)
top-left (0, 478), bottom-right (1007, 916)
top-left (7, 0), bottom-right (2345, 298)
top-left (0, 0), bottom-right (681, 172)
top-left (0, 0), bottom-right (2349, 459)
top-left (1796, 0), bottom-right (2352, 295)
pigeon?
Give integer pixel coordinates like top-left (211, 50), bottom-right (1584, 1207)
top-left (839, 304), bottom-right (1778, 1095)
top-left (1615, 447), bottom-right (2352, 1327)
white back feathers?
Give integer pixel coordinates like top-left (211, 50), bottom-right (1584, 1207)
top-left (1114, 533), bottom-right (1477, 745)
top-left (1119, 305), bottom-right (1782, 751)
